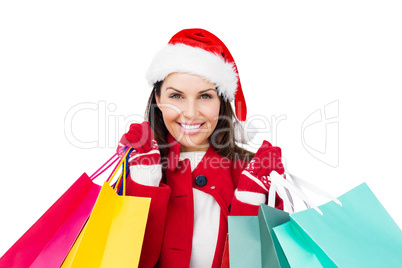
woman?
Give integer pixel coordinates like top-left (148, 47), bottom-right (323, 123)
top-left (118, 28), bottom-right (285, 268)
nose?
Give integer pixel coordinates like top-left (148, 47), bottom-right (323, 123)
top-left (183, 99), bottom-right (199, 119)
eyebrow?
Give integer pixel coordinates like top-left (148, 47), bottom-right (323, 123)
top-left (166, 87), bottom-right (217, 94)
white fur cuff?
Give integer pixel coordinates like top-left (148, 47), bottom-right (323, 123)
top-left (129, 164), bottom-right (162, 187)
top-left (235, 189), bottom-right (266, 206)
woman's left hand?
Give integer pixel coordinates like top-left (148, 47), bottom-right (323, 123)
top-left (248, 140), bottom-right (284, 178)
top-left (235, 140), bottom-right (285, 205)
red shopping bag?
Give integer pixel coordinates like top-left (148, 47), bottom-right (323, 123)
top-left (0, 151), bottom-right (121, 268)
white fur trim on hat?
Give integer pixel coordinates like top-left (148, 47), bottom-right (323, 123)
top-left (146, 43), bottom-right (238, 101)
top-left (234, 120), bottom-right (258, 144)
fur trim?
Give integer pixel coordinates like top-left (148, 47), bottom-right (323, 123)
top-left (234, 120), bottom-right (258, 144)
top-left (146, 44), bottom-right (238, 101)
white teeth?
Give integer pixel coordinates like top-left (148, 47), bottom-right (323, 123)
top-left (181, 124), bottom-right (202, 129)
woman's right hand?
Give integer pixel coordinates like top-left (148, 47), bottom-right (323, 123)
top-left (117, 122), bottom-right (162, 187)
top-left (117, 121), bottom-right (156, 154)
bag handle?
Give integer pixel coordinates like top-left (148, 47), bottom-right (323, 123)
top-left (90, 146), bottom-right (128, 181)
top-left (267, 171), bottom-right (342, 215)
top-left (109, 147), bottom-right (134, 196)
top-left (88, 146), bottom-right (133, 196)
top-left (106, 146), bottom-right (130, 184)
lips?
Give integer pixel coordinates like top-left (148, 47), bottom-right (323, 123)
top-left (177, 122), bottom-right (205, 134)
top-left (179, 122), bottom-right (204, 129)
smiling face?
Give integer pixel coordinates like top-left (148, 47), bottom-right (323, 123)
top-left (155, 73), bottom-right (221, 152)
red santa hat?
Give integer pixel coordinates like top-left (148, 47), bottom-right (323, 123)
top-left (146, 28), bottom-right (252, 141)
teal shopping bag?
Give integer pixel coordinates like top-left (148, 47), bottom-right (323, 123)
top-left (228, 216), bottom-right (262, 268)
top-left (228, 204), bottom-right (291, 268)
top-left (274, 221), bottom-right (336, 268)
top-left (276, 183), bottom-right (402, 268)
top-left (258, 204), bottom-right (290, 268)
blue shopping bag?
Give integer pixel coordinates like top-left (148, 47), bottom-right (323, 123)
top-left (228, 216), bottom-right (262, 268)
top-left (274, 183), bottom-right (402, 268)
top-left (274, 221), bottom-right (330, 267)
top-left (228, 204), bottom-right (291, 268)
top-left (258, 204), bottom-right (290, 268)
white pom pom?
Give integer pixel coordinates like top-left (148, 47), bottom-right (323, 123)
top-left (234, 120), bottom-right (258, 144)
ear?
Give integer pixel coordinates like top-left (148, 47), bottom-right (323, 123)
top-left (155, 90), bottom-right (161, 109)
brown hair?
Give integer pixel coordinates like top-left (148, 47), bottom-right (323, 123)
top-left (145, 80), bottom-right (255, 178)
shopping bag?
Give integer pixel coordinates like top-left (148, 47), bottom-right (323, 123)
top-left (227, 170), bottom-right (315, 268)
top-left (273, 221), bottom-right (325, 267)
top-left (62, 148), bottom-right (151, 268)
top-left (266, 171), bottom-right (334, 267)
top-left (228, 216), bottom-right (262, 268)
top-left (275, 182), bottom-right (402, 268)
top-left (258, 204), bottom-right (290, 268)
top-left (227, 204), bottom-right (291, 268)
top-left (0, 151), bottom-right (120, 268)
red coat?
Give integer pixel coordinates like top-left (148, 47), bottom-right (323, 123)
top-left (125, 134), bottom-right (283, 268)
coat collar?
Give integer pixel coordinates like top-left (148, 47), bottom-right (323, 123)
top-left (166, 133), bottom-right (216, 172)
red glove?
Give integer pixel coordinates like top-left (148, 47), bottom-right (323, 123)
top-left (117, 121), bottom-right (156, 154)
top-left (117, 122), bottom-right (162, 186)
top-left (235, 140), bottom-right (285, 205)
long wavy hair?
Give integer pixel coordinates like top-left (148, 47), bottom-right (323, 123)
top-left (145, 80), bottom-right (255, 179)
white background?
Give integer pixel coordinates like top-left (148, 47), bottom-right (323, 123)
top-left (1, 0), bottom-right (401, 256)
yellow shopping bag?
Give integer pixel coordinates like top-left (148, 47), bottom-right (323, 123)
top-left (62, 148), bottom-right (151, 268)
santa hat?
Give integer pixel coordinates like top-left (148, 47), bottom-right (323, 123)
top-left (146, 28), bottom-right (252, 142)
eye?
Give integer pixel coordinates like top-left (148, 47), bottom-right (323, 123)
top-left (200, 94), bottom-right (212, 100)
top-left (169, 93), bottom-right (182, 99)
